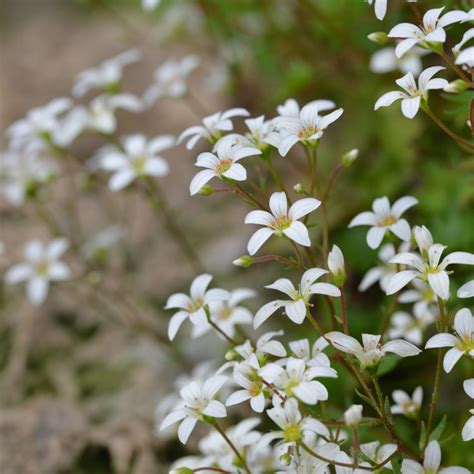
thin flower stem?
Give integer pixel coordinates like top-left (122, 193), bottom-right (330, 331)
top-left (439, 51), bottom-right (471, 84)
top-left (353, 428), bottom-right (360, 468)
top-left (204, 307), bottom-right (239, 346)
top-left (210, 420), bottom-right (251, 474)
top-left (234, 183), bottom-right (267, 210)
top-left (424, 297), bottom-right (447, 448)
top-left (264, 156), bottom-right (287, 195)
top-left (380, 293), bottom-right (399, 339)
top-left (340, 287), bottom-right (349, 334)
top-left (290, 241), bottom-right (305, 268)
top-left (143, 178), bottom-right (204, 273)
top-left (254, 254), bottom-right (304, 269)
top-left (424, 109), bottom-right (474, 151)
top-left (324, 163), bottom-right (343, 201)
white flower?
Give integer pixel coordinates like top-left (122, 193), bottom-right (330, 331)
top-left (223, 115), bottom-right (281, 150)
top-left (259, 398), bottom-right (329, 447)
top-left (5, 238), bottom-right (70, 305)
top-left (390, 386), bottom-right (423, 417)
top-left (458, 280), bottom-right (474, 299)
top-left (245, 192), bottom-right (321, 256)
top-left (234, 330), bottom-right (287, 363)
top-left (462, 379), bottom-right (474, 441)
top-left (360, 441), bottom-right (397, 468)
top-left (178, 108), bottom-right (250, 150)
top-left (226, 356), bottom-right (266, 412)
top-left (375, 66), bottom-right (448, 119)
top-left (193, 288), bottom-right (255, 339)
top-left (389, 8), bottom-right (467, 58)
top-left (398, 279), bottom-right (438, 320)
top-left (165, 273), bottom-right (230, 340)
top-left (260, 357), bottom-right (337, 405)
top-left (288, 337), bottom-right (330, 367)
top-left (273, 102), bottom-right (343, 156)
top-left (453, 28), bottom-right (474, 68)
top-left (388, 305), bottom-right (436, 346)
top-left (368, 0), bottom-right (387, 20)
top-left (97, 134), bottom-right (174, 191)
top-left (0, 149), bottom-right (57, 207)
top-left (401, 440), bottom-right (470, 474)
top-left (160, 376), bottom-right (227, 444)
top-left (325, 332), bottom-right (421, 368)
top-left (142, 0), bottom-right (160, 11)
top-left (344, 405), bottom-right (362, 427)
top-left (425, 308), bottom-right (474, 373)
top-left (370, 47), bottom-right (427, 75)
top-left (386, 236), bottom-right (474, 301)
top-left (254, 268), bottom-right (340, 328)
top-left (359, 243), bottom-right (410, 292)
top-left (189, 139), bottom-right (261, 195)
top-left (143, 55), bottom-right (200, 105)
top-left (72, 49), bottom-right (141, 97)
top-left (276, 98), bottom-right (336, 118)
top-left (349, 196), bottom-right (418, 249)
top-left (328, 244), bottom-right (345, 285)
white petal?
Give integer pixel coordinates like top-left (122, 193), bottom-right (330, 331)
top-left (428, 271), bottom-right (450, 300)
top-left (165, 293), bottom-right (193, 310)
top-left (250, 393), bottom-right (265, 412)
top-left (178, 417), bottom-right (197, 444)
top-left (386, 271), bottom-right (418, 295)
top-left (443, 347), bottom-right (464, 373)
top-left (325, 331), bottom-right (362, 354)
top-left (358, 267), bottom-right (384, 291)
top-left (367, 226), bottom-right (386, 249)
top-left (202, 400), bottom-right (227, 418)
top-left (292, 383), bottom-right (318, 404)
top-left (395, 38), bottom-right (420, 58)
top-left (425, 333), bottom-right (458, 349)
top-left (423, 441), bottom-right (441, 472)
top-left (222, 163), bottom-right (247, 181)
top-left (288, 198), bottom-right (321, 220)
top-left (245, 210), bottom-right (274, 226)
top-left (160, 409), bottom-right (187, 430)
top-left (189, 169), bottom-right (215, 195)
top-left (441, 252), bottom-right (474, 267)
top-left (203, 375), bottom-right (227, 399)
top-left (27, 277), bottom-right (49, 305)
top-left (168, 311), bottom-right (188, 340)
top-left (226, 390), bottom-right (251, 407)
top-left (401, 96), bottom-right (421, 119)
top-left (458, 279), bottom-right (474, 298)
top-left (283, 221), bottom-right (311, 247)
top-left (109, 169), bottom-right (136, 191)
top-left (418, 66), bottom-right (446, 91)
top-left (383, 339), bottom-right (421, 357)
top-left (144, 158), bottom-right (169, 176)
top-left (424, 27), bottom-right (446, 43)
top-left (348, 211), bottom-right (377, 227)
top-left (401, 460), bottom-right (424, 474)
top-left (48, 262), bottom-right (71, 281)
top-left (453, 308), bottom-right (473, 341)
top-left (389, 23), bottom-right (421, 39)
top-left (265, 278), bottom-right (296, 297)
top-left (284, 299), bottom-right (307, 324)
top-left (247, 228), bottom-right (274, 255)
top-left (47, 238), bottom-right (69, 259)
top-left (278, 134), bottom-right (300, 157)
top-left (190, 273), bottom-right (213, 300)
top-left (5, 264), bottom-right (32, 284)
top-left (464, 379), bottom-right (474, 399)
top-left (392, 196), bottom-right (418, 218)
top-left (462, 416), bottom-right (474, 441)
top-left (389, 219), bottom-right (412, 242)
top-left (309, 282), bottom-right (341, 297)
top-left (374, 91), bottom-right (405, 109)
top-left (269, 191), bottom-right (288, 217)
top-left (254, 300), bottom-right (285, 328)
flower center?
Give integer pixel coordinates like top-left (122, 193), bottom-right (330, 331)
top-left (132, 156), bottom-right (147, 174)
top-left (297, 126), bottom-right (318, 139)
top-left (215, 159), bottom-right (233, 176)
top-left (35, 261), bottom-right (49, 277)
top-left (187, 297), bottom-right (204, 313)
top-left (218, 306), bottom-right (233, 320)
top-left (271, 215), bottom-right (292, 232)
top-left (454, 338), bottom-right (474, 352)
top-left (379, 214), bottom-right (397, 226)
top-left (283, 424), bottom-right (301, 442)
top-left (249, 381), bottom-right (263, 397)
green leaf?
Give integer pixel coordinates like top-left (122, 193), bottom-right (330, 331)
top-left (419, 421), bottom-right (427, 451)
top-left (429, 415), bottom-right (447, 442)
top-left (376, 355), bottom-right (400, 377)
top-left (355, 388), bottom-right (372, 406)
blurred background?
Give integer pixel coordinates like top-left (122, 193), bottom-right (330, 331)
top-left (0, 0), bottom-right (473, 472)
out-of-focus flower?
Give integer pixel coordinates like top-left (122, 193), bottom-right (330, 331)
top-left (96, 134), bottom-right (174, 191)
top-left (5, 238), bottom-right (70, 305)
top-left (245, 191), bottom-right (321, 255)
top-left (344, 404), bottom-right (362, 427)
top-left (143, 55), bottom-right (200, 105)
top-left (369, 46), bottom-right (427, 75)
top-left (159, 376), bottom-right (227, 444)
top-left (142, 0), bottom-right (160, 11)
top-left (349, 196), bottom-right (417, 249)
top-left (288, 337), bottom-right (330, 367)
top-left (72, 49), bottom-right (142, 97)
top-left (276, 98), bottom-right (336, 118)
top-left (254, 268), bottom-right (340, 328)
top-left (189, 139), bottom-right (261, 195)
top-left (375, 67), bottom-right (448, 119)
top-left (425, 308), bottom-right (474, 373)
top-left (389, 8), bottom-right (467, 57)
top-left (178, 108), bottom-right (250, 150)
top-left (388, 305), bottom-right (435, 346)
top-left (360, 441), bottom-right (397, 468)
top-left (390, 386), bottom-right (423, 417)
top-left (325, 332), bottom-right (421, 368)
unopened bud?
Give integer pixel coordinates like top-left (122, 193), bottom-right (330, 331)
top-left (279, 453), bottom-right (292, 467)
top-left (233, 255), bottom-right (254, 268)
top-left (225, 349), bottom-right (239, 361)
top-left (344, 404), bottom-right (363, 427)
top-left (293, 183), bottom-right (304, 194)
top-left (342, 149), bottom-right (359, 167)
top-left (413, 225), bottom-right (433, 257)
top-left (328, 244), bottom-right (346, 286)
top-left (443, 79), bottom-right (469, 94)
top-left (198, 184), bottom-right (214, 196)
top-left (367, 32), bottom-right (388, 45)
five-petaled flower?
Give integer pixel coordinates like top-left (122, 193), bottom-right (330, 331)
top-left (254, 268), bottom-right (340, 328)
top-left (349, 195), bottom-right (418, 249)
top-left (390, 386), bottom-right (423, 418)
top-left (375, 66), bottom-right (448, 119)
top-left (425, 308), bottom-right (474, 373)
top-left (245, 191), bottom-right (321, 255)
top-left (189, 139), bottom-right (261, 195)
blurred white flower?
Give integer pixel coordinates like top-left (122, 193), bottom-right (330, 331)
top-left (72, 49), bottom-right (142, 97)
top-left (142, 0), bottom-right (160, 11)
top-left (425, 308), bottom-right (474, 373)
top-left (189, 139), bottom-right (261, 195)
top-left (159, 376), bottom-right (227, 444)
top-left (97, 134), bottom-right (174, 191)
top-left (360, 441), bottom-right (397, 468)
top-left (254, 268), bottom-right (340, 328)
top-left (462, 379), bottom-right (474, 441)
top-left (245, 191), bottom-right (321, 256)
top-left (389, 8), bottom-right (467, 58)
top-left (165, 273), bottom-right (229, 340)
top-left (368, 0), bottom-right (387, 20)
top-left (370, 46), bottom-right (427, 75)
top-left (391, 386), bottom-right (423, 417)
top-left (143, 55), bottom-right (200, 105)
top-left (276, 98), bottom-right (336, 118)
top-left (375, 67), bottom-right (448, 119)
top-left (325, 332), bottom-right (421, 368)
top-left (388, 305), bottom-right (435, 346)
top-left (458, 280), bottom-right (474, 298)
top-left (349, 196), bottom-right (417, 249)
top-left (288, 337), bottom-right (330, 367)
top-left (178, 108), bottom-right (250, 150)
top-left (5, 238), bottom-right (70, 305)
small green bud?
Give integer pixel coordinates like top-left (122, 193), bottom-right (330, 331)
top-left (232, 255), bottom-right (254, 268)
top-left (342, 149), bottom-right (358, 167)
top-left (293, 183), bottom-right (304, 194)
top-left (367, 32), bottom-right (388, 45)
top-left (225, 349), bottom-right (239, 361)
top-left (443, 79), bottom-right (469, 94)
top-left (198, 184), bottom-right (214, 196)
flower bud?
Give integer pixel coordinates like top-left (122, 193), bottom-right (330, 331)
top-left (233, 255), bottom-right (254, 268)
top-left (342, 149), bottom-right (358, 167)
top-left (328, 244), bottom-right (345, 286)
top-left (443, 79), bottom-right (469, 94)
top-left (225, 348), bottom-right (239, 361)
top-left (293, 183), bottom-right (304, 194)
top-left (279, 452), bottom-right (292, 467)
top-left (413, 225), bottom-right (433, 257)
top-left (344, 404), bottom-right (363, 427)
top-left (198, 184), bottom-right (214, 196)
top-left (367, 32), bottom-right (388, 45)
